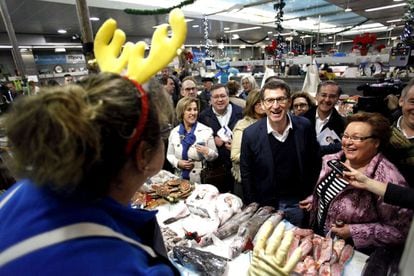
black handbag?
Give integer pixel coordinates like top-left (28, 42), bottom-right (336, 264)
top-left (200, 162), bottom-right (227, 186)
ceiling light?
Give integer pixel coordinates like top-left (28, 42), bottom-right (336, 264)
top-left (90, 17), bottom-right (100, 21)
top-left (192, 24), bottom-right (199, 28)
top-left (232, 34), bottom-right (240, 39)
top-left (57, 29), bottom-right (67, 34)
top-left (393, 0), bottom-right (404, 2)
top-left (344, 8), bottom-right (352, 12)
top-left (239, 45), bottom-right (246, 49)
top-left (387, 19), bottom-right (402, 23)
top-left (267, 31), bottom-right (273, 34)
top-left (265, 37), bottom-right (269, 40)
top-left (365, 3), bottom-right (407, 12)
top-left (224, 27), bottom-right (230, 31)
top-left (55, 47), bottom-right (66, 52)
top-left (336, 42), bottom-right (341, 46)
top-left (224, 26), bottom-right (261, 33)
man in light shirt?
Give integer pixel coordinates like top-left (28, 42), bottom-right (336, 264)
top-left (199, 84), bottom-right (243, 193)
top-left (240, 81), bottom-right (321, 227)
top-left (304, 80), bottom-right (345, 155)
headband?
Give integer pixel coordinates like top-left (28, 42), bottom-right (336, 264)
top-left (93, 8), bottom-right (187, 155)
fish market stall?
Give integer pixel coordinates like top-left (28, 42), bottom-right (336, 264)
top-left (133, 171), bottom-right (368, 275)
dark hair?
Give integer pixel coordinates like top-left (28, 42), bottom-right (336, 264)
top-left (291, 91), bottom-right (316, 109)
top-left (264, 76), bottom-right (286, 85)
top-left (226, 80), bottom-right (240, 96)
top-left (260, 80), bottom-right (291, 100)
top-left (211, 83), bottom-right (229, 96)
top-left (317, 80), bottom-right (342, 96)
top-left (5, 73), bottom-right (161, 199)
top-left (346, 112), bottom-right (391, 151)
top-left (47, 79), bottom-right (60, 86)
top-left (244, 89), bottom-right (261, 118)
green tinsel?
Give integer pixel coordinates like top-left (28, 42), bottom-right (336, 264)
top-left (124, 0), bottom-right (196, 15)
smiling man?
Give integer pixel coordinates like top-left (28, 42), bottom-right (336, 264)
top-left (240, 81), bottom-right (321, 227)
top-left (199, 84), bottom-right (243, 192)
top-left (385, 78), bottom-right (414, 187)
top-left (304, 81), bottom-right (345, 155)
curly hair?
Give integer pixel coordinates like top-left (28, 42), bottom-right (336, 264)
top-left (346, 112), bottom-right (391, 151)
top-left (5, 73), bottom-right (161, 199)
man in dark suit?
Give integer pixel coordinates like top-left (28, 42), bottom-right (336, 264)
top-left (199, 77), bottom-right (214, 111)
top-left (199, 83), bottom-right (243, 193)
top-left (240, 81), bottom-right (321, 227)
top-left (304, 80), bottom-right (345, 155)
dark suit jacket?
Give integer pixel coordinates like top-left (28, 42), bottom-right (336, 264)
top-left (198, 103), bottom-right (243, 168)
top-left (240, 116), bottom-right (321, 206)
top-left (304, 106), bottom-right (345, 155)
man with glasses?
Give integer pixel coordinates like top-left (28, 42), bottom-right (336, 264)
top-left (199, 84), bottom-right (243, 192)
top-left (385, 78), bottom-right (414, 187)
top-left (304, 81), bottom-right (345, 155)
top-left (180, 77), bottom-right (208, 112)
top-left (240, 81), bottom-right (321, 227)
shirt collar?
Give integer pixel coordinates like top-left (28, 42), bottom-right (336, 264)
top-left (397, 116), bottom-right (414, 140)
top-left (315, 109), bottom-right (332, 122)
top-left (266, 113), bottom-right (293, 142)
top-left (213, 103), bottom-right (231, 117)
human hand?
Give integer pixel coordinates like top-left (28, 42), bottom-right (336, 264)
top-left (179, 160), bottom-right (194, 170)
top-left (195, 144), bottom-right (209, 156)
top-left (330, 224), bottom-right (351, 240)
top-left (224, 141), bottom-right (232, 151)
top-left (385, 94), bottom-right (399, 111)
top-left (214, 136), bottom-right (224, 147)
top-left (299, 195), bottom-right (313, 211)
top-left (249, 221), bottom-right (302, 276)
top-left (341, 162), bottom-right (370, 190)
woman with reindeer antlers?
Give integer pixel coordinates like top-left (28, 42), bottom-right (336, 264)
top-left (0, 8), bottom-right (186, 275)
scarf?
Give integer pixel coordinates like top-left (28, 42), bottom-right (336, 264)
top-left (178, 122), bottom-right (197, 179)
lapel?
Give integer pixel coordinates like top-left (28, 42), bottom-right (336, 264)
top-left (258, 119), bottom-right (274, 176)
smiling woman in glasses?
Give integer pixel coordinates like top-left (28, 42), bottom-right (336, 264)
top-left (301, 112), bottom-right (412, 253)
top-left (290, 91), bottom-right (316, 116)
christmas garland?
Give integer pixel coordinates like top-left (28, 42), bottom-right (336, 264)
top-left (124, 0), bottom-right (196, 15)
top-left (401, 0), bottom-right (414, 44)
top-left (238, 36), bottom-right (268, 45)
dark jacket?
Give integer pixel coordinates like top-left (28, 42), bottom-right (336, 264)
top-left (198, 103), bottom-right (243, 169)
top-left (240, 115), bottom-right (321, 206)
top-left (198, 90), bottom-right (210, 112)
top-left (304, 106), bottom-right (345, 155)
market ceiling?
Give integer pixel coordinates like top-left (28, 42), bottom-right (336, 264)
top-left (0, 0), bottom-right (408, 47)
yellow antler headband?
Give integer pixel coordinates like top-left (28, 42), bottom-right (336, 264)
top-left (93, 8), bottom-right (187, 155)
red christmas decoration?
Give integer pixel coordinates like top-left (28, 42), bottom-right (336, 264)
top-left (352, 33), bottom-right (377, 55)
top-left (265, 39), bottom-right (278, 56)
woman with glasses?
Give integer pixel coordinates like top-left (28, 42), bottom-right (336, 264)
top-left (230, 90), bottom-right (266, 199)
top-left (167, 97), bottom-right (218, 184)
top-left (300, 112), bottom-right (412, 253)
top-left (291, 91), bottom-right (315, 116)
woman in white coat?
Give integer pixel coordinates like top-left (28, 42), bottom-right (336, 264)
top-left (167, 97), bottom-right (218, 183)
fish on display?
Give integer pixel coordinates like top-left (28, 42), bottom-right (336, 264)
top-left (172, 246), bottom-right (229, 276)
top-left (229, 206), bottom-right (276, 258)
top-left (215, 202), bottom-right (259, 240)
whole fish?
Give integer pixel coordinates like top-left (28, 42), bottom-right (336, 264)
top-left (339, 244), bottom-right (354, 265)
top-left (228, 206), bottom-right (276, 258)
top-left (318, 237), bottom-right (333, 265)
top-left (214, 202), bottom-right (259, 240)
top-left (172, 246), bottom-right (229, 276)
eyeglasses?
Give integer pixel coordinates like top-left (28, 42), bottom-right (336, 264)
top-left (184, 87), bottom-right (197, 91)
top-left (212, 94), bottom-right (228, 100)
top-left (342, 134), bottom-right (374, 142)
top-left (293, 103), bottom-right (308, 109)
top-left (263, 96), bottom-right (289, 106)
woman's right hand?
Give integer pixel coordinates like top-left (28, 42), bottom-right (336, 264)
top-left (178, 160), bottom-right (194, 170)
top-left (299, 195), bottom-right (313, 211)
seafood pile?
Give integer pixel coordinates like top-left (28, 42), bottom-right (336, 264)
top-left (290, 228), bottom-right (354, 275)
top-left (132, 178), bottom-right (193, 209)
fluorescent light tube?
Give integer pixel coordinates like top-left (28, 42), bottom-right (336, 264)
top-left (365, 3), bottom-right (406, 12)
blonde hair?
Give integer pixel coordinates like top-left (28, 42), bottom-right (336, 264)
top-left (175, 96), bottom-right (199, 122)
top-left (5, 73), bottom-right (161, 198)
